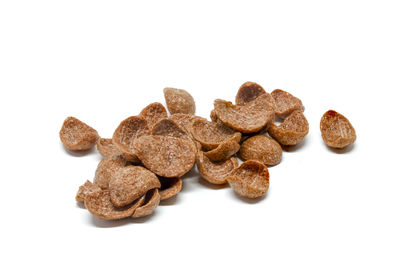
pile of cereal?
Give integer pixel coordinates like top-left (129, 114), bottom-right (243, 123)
top-left (61, 82), bottom-right (356, 220)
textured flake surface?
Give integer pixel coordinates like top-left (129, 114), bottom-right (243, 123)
top-left (227, 160), bottom-right (270, 198)
top-left (158, 177), bottom-right (182, 200)
top-left (271, 89), bottom-right (305, 119)
top-left (268, 110), bottom-right (309, 146)
top-left (139, 102), bottom-right (168, 129)
top-left (235, 81), bottom-right (267, 105)
top-left (134, 135), bottom-right (196, 177)
top-left (59, 117), bottom-right (99, 151)
top-left (109, 165), bottom-right (161, 207)
top-left (191, 118), bottom-right (241, 150)
top-left (96, 138), bottom-right (120, 157)
top-left (85, 190), bottom-right (145, 220)
top-left (164, 87), bottom-right (196, 115)
top-left (132, 189), bottom-right (161, 218)
top-left (169, 113), bottom-right (197, 135)
top-left (204, 133), bottom-right (241, 162)
top-left (214, 93), bottom-right (275, 133)
top-left (210, 109), bottom-right (218, 122)
top-left (238, 135), bottom-right (282, 166)
top-left (75, 180), bottom-right (102, 203)
top-left (112, 116), bottom-right (150, 162)
top-left (151, 118), bottom-right (191, 141)
top-left (196, 151), bottom-right (239, 185)
top-left (93, 155), bottom-right (128, 189)
top-left (320, 110), bottom-right (356, 148)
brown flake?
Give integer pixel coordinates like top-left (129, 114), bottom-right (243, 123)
top-left (112, 116), bottom-right (150, 162)
top-left (85, 190), bottom-right (145, 220)
top-left (139, 102), bottom-right (168, 129)
top-left (132, 189), bottom-right (161, 218)
top-left (164, 87), bottom-right (196, 115)
top-left (59, 117), bottom-right (99, 151)
top-left (190, 118), bottom-right (241, 150)
top-left (75, 180), bottom-right (102, 203)
top-left (109, 165), bottom-right (161, 207)
top-left (214, 93), bottom-right (275, 133)
top-left (268, 110), bottom-right (309, 146)
top-left (169, 113), bottom-right (197, 135)
top-left (210, 109), bottom-right (218, 122)
top-left (238, 135), bottom-right (282, 166)
top-left (96, 138), bottom-right (120, 157)
top-left (151, 118), bottom-right (191, 141)
top-left (271, 89), bottom-right (305, 119)
top-left (196, 151), bottom-right (239, 185)
top-left (134, 135), bottom-right (196, 177)
top-left (93, 155), bottom-right (128, 189)
top-left (204, 134), bottom-right (241, 162)
top-left (320, 110), bottom-right (356, 148)
top-left (227, 160), bottom-right (270, 198)
top-left (158, 177), bottom-right (182, 201)
top-left (235, 81), bottom-right (267, 105)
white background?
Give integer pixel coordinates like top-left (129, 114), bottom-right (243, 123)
top-left (1, 1), bottom-right (399, 266)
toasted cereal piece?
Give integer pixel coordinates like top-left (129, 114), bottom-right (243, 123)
top-left (204, 134), bottom-right (241, 162)
top-left (132, 189), bottom-right (161, 218)
top-left (227, 160), bottom-right (269, 198)
top-left (59, 116), bottom-right (99, 151)
top-left (194, 141), bottom-right (203, 159)
top-left (238, 135), bottom-right (282, 166)
top-left (190, 118), bottom-right (241, 150)
top-left (151, 118), bottom-right (191, 141)
top-left (235, 81), bottom-right (267, 106)
top-left (268, 110), bottom-right (309, 146)
top-left (214, 94), bottom-right (275, 133)
top-left (169, 113), bottom-right (196, 134)
top-left (210, 109), bottom-right (218, 122)
top-left (158, 177), bottom-right (182, 200)
top-left (96, 138), bottom-right (120, 157)
top-left (109, 165), bottom-right (161, 207)
top-left (75, 180), bottom-right (102, 203)
top-left (320, 110), bottom-right (356, 149)
top-left (163, 87), bottom-right (196, 115)
top-left (139, 102), bottom-right (168, 129)
top-left (271, 89), bottom-right (305, 119)
top-left (134, 135), bottom-right (196, 177)
top-left (196, 151), bottom-right (239, 185)
top-left (85, 190), bottom-right (145, 220)
top-left (94, 155), bottom-right (128, 189)
top-left (112, 116), bottom-right (150, 162)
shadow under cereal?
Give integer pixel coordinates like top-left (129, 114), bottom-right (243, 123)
top-left (281, 137), bottom-right (308, 152)
top-left (229, 190), bottom-right (268, 204)
top-left (198, 177), bottom-right (229, 190)
top-left (89, 211), bottom-right (157, 228)
top-left (61, 144), bottom-right (96, 157)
